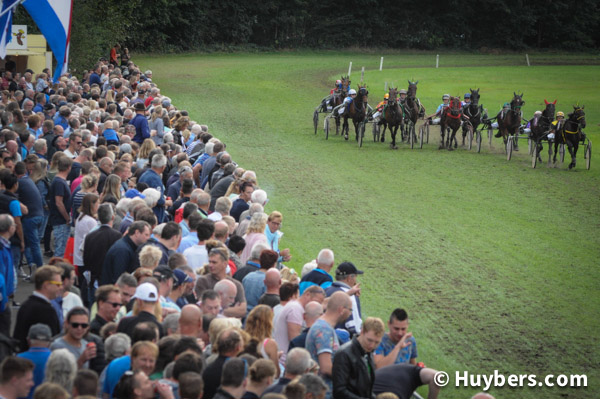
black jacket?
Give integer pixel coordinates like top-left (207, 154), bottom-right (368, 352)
top-left (13, 294), bottom-right (61, 351)
top-left (99, 235), bottom-right (139, 285)
top-left (332, 337), bottom-right (376, 399)
top-left (82, 225), bottom-right (122, 278)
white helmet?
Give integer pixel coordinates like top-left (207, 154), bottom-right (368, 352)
top-left (442, 94), bottom-right (450, 100)
top-left (349, 89), bottom-right (357, 95)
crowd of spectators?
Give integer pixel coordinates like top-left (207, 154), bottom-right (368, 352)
top-left (0, 55), bottom-right (495, 399)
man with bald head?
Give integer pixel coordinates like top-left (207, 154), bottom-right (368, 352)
top-left (214, 279), bottom-right (237, 310)
top-left (178, 304), bottom-right (203, 338)
top-left (299, 248), bottom-right (335, 294)
top-left (5, 140), bottom-right (19, 161)
top-left (258, 268), bottom-right (281, 308)
top-left (213, 221), bottom-right (229, 244)
top-left (289, 301), bottom-right (323, 350)
top-left (305, 291), bottom-right (352, 393)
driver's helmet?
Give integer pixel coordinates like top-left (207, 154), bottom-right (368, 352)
top-left (464, 93), bottom-right (471, 99)
top-left (399, 89), bottom-right (407, 95)
top-left (557, 111), bottom-right (565, 118)
top-left (383, 93), bottom-right (390, 99)
top-left (503, 102), bottom-right (510, 108)
top-left (336, 79), bottom-right (342, 85)
top-left (442, 94), bottom-right (450, 100)
top-left (534, 110), bottom-right (542, 116)
top-left (349, 89), bottom-right (357, 95)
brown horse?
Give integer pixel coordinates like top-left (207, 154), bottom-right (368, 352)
top-left (497, 92), bottom-right (524, 149)
top-left (461, 88), bottom-right (483, 146)
top-left (403, 80), bottom-right (422, 142)
top-left (440, 96), bottom-right (463, 150)
top-left (553, 105), bottom-right (586, 169)
top-left (342, 85), bottom-right (369, 142)
top-left (530, 99), bottom-right (556, 162)
top-left (383, 88), bottom-right (404, 149)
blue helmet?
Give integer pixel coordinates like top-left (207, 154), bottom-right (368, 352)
top-left (464, 93), bottom-right (471, 99)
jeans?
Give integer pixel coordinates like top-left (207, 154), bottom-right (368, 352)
top-left (52, 224), bottom-right (71, 258)
top-left (22, 216), bottom-right (44, 267)
top-left (38, 212), bottom-right (49, 241)
top-left (10, 245), bottom-right (20, 291)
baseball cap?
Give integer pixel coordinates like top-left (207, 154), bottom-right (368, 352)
top-left (173, 269), bottom-right (194, 287)
top-left (125, 188), bottom-right (145, 199)
top-left (162, 99), bottom-right (171, 108)
top-left (153, 265), bottom-right (174, 281)
top-left (335, 261), bottom-right (364, 277)
top-left (132, 282), bottom-right (159, 302)
top-left (43, 103), bottom-right (55, 111)
top-left (27, 323), bottom-right (52, 341)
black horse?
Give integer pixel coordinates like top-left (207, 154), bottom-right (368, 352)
top-left (496, 92), bottom-right (525, 150)
top-left (440, 96), bottom-right (463, 150)
top-left (331, 76), bottom-right (350, 135)
top-left (461, 88), bottom-right (483, 146)
top-left (553, 105), bottom-right (586, 169)
top-left (383, 88), bottom-right (404, 149)
top-left (530, 99), bottom-right (556, 162)
top-left (342, 85), bottom-right (369, 142)
top-left (403, 80), bottom-right (422, 143)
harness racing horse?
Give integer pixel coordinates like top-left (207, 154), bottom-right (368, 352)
top-left (497, 93), bottom-right (524, 150)
top-left (440, 96), bottom-right (463, 150)
top-left (530, 99), bottom-right (556, 162)
top-left (461, 88), bottom-right (483, 146)
top-left (553, 105), bottom-right (586, 169)
top-left (382, 88), bottom-right (404, 149)
top-left (403, 80), bottom-right (422, 143)
top-left (331, 76), bottom-right (350, 135)
top-left (342, 85), bottom-right (369, 142)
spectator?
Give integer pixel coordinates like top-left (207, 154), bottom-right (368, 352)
top-left (273, 281), bottom-right (299, 327)
top-left (130, 102), bottom-right (150, 144)
top-left (13, 265), bottom-right (63, 351)
top-left (33, 382), bottom-right (69, 399)
top-left (202, 329), bottom-right (243, 399)
top-left (297, 374), bottom-right (328, 399)
top-left (63, 131), bottom-right (82, 159)
top-left (90, 285), bottom-right (122, 335)
top-left (17, 324), bottom-right (52, 399)
top-left (373, 308), bottom-right (417, 368)
top-left (264, 211), bottom-right (291, 265)
top-left (239, 213), bottom-right (268, 265)
top-left (0, 214), bottom-right (16, 318)
top-left (138, 153), bottom-right (171, 223)
top-left (100, 221), bottom-right (151, 285)
top-left (113, 369), bottom-right (174, 399)
top-left (0, 356), bottom-right (35, 399)
top-left (0, 172), bottom-right (25, 289)
top-left (82, 203), bottom-right (121, 305)
top-left (300, 249), bottom-right (335, 294)
top-left (244, 304), bottom-right (281, 377)
top-left (178, 371), bottom-right (203, 399)
top-left (243, 359), bottom-right (277, 399)
top-left (48, 155), bottom-right (73, 257)
top-left (305, 292), bottom-right (352, 394)
top-left (263, 347), bottom-right (312, 395)
top-left (199, 290), bottom-right (221, 317)
top-left (53, 261), bottom-right (84, 320)
top-left (72, 369), bottom-right (98, 397)
top-left (15, 161), bottom-right (44, 270)
top-left (178, 304), bottom-right (203, 338)
top-left (229, 181), bottom-right (254, 222)
top-left (207, 196), bottom-right (232, 222)
top-left (242, 249), bottom-right (278, 312)
top-left (177, 212), bottom-right (205, 254)
top-left (194, 246), bottom-right (247, 319)
top-left (288, 301), bottom-right (323, 350)
top-left (44, 349), bottom-right (77, 393)
top-left (233, 242), bottom-right (268, 283)
top-left (212, 356), bottom-right (247, 399)
top-left (50, 307), bottom-right (97, 369)
top-left (325, 261), bottom-right (364, 337)
top-left (117, 282), bottom-right (166, 337)
top-left (373, 364), bottom-right (442, 399)
top-left (273, 285), bottom-right (325, 366)
top-left (104, 333), bottom-right (131, 363)
top-left (332, 317), bottom-right (385, 399)
top-left (73, 192), bottom-right (99, 280)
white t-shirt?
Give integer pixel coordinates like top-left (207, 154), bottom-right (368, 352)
top-left (183, 244), bottom-right (208, 272)
top-left (62, 292), bottom-right (83, 319)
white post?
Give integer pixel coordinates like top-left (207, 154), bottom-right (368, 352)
top-left (525, 53), bottom-right (530, 67)
top-left (348, 61), bottom-right (352, 76)
top-left (380, 57), bottom-right (384, 71)
top-left (361, 66), bottom-right (365, 82)
top-left (436, 54), bottom-right (439, 68)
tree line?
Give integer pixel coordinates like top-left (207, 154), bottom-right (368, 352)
top-left (13, 0), bottom-right (600, 74)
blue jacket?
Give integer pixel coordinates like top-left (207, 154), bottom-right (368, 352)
top-left (130, 113), bottom-right (150, 144)
top-left (102, 128), bottom-right (119, 143)
top-left (139, 169), bottom-right (166, 223)
top-left (99, 235), bottom-right (140, 285)
top-left (299, 268), bottom-right (332, 294)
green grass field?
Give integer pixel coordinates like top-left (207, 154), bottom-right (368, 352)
top-left (137, 51), bottom-right (600, 398)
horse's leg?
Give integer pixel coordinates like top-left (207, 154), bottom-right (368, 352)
top-left (448, 127), bottom-right (456, 151)
top-left (553, 140), bottom-right (558, 165)
top-left (354, 120), bottom-right (360, 142)
top-left (390, 125), bottom-right (397, 149)
top-left (381, 121), bottom-right (387, 143)
top-left (461, 124), bottom-right (466, 146)
top-left (568, 139), bottom-right (577, 169)
top-left (439, 124), bottom-right (445, 149)
top-left (343, 116), bottom-right (349, 140)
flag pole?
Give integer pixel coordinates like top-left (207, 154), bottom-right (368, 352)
top-left (0, 0), bottom-right (26, 19)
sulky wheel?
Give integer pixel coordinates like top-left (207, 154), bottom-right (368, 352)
top-left (313, 110), bottom-right (319, 135)
top-left (358, 123), bottom-right (364, 148)
top-left (372, 123), bottom-right (379, 142)
top-left (324, 118), bottom-right (330, 140)
top-left (419, 126), bottom-right (424, 149)
top-left (467, 125), bottom-right (473, 151)
top-left (532, 147), bottom-right (537, 168)
top-left (488, 128), bottom-right (493, 146)
top-left (476, 130), bottom-right (482, 153)
top-left (585, 141), bottom-right (592, 170)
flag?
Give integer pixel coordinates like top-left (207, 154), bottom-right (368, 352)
top-left (0, 0), bottom-right (18, 59)
top-left (23, 0), bottom-right (73, 81)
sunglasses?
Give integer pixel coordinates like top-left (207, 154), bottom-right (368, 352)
top-left (70, 322), bottom-right (89, 329)
top-left (47, 280), bottom-right (63, 286)
top-left (105, 301), bottom-right (121, 308)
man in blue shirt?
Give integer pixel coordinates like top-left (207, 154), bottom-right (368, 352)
top-left (0, 173), bottom-right (24, 294)
top-left (299, 249), bottom-right (335, 294)
top-left (130, 102), bottom-right (150, 144)
top-left (138, 154), bottom-right (171, 223)
top-left (88, 64), bottom-right (102, 87)
top-left (373, 308), bottom-right (418, 368)
top-left (15, 162), bottom-right (44, 270)
top-left (17, 324), bottom-right (52, 399)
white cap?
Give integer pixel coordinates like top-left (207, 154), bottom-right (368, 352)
top-left (349, 89), bottom-right (357, 95)
top-left (132, 282), bottom-right (159, 302)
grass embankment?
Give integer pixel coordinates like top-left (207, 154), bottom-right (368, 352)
top-left (138, 52), bottom-right (600, 399)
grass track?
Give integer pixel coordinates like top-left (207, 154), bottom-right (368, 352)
top-left (138, 51), bottom-right (600, 398)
